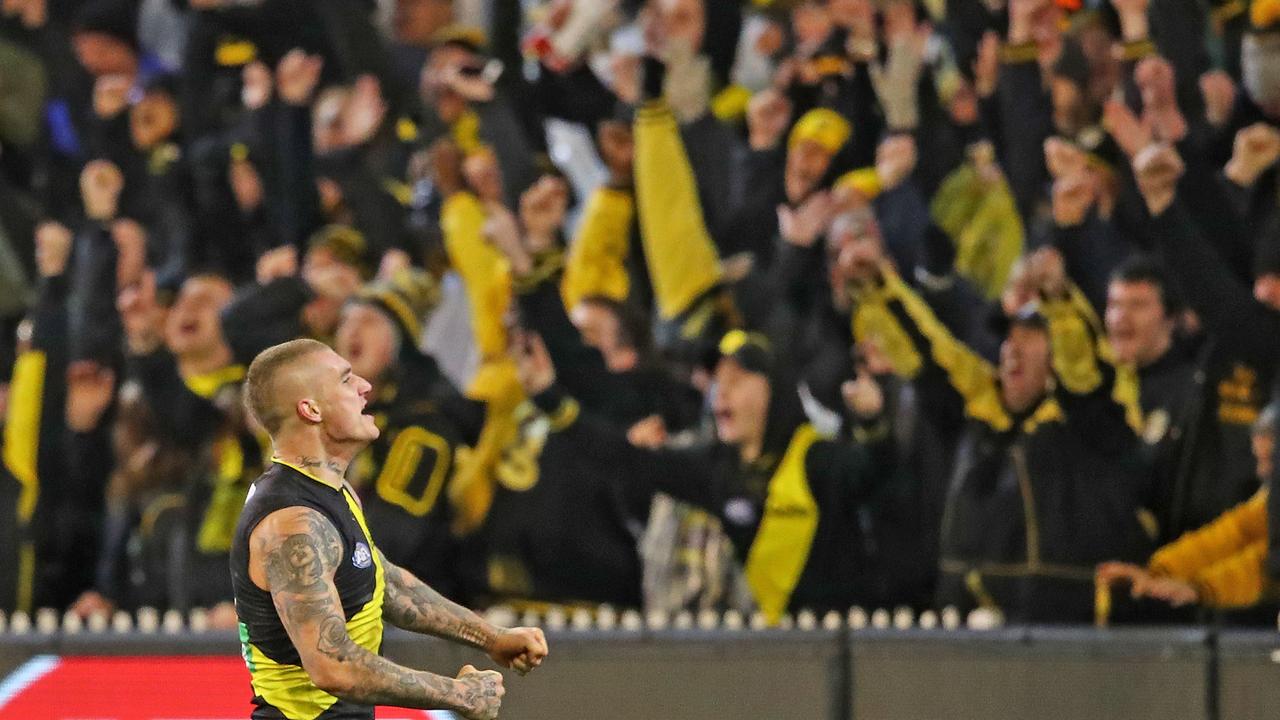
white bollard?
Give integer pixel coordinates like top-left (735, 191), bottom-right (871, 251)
top-left (966, 607), bottom-right (1003, 631)
top-left (893, 607), bottom-right (915, 630)
top-left (822, 611), bottom-right (843, 631)
top-left (847, 607), bottom-right (868, 630)
top-left (35, 608), bottom-right (58, 635)
top-left (870, 608), bottom-right (891, 629)
top-left (748, 611), bottom-right (769, 631)
top-left (86, 611), bottom-right (108, 634)
top-left (111, 610), bottom-right (134, 634)
top-left (940, 606), bottom-right (961, 631)
top-left (62, 611), bottom-right (83, 635)
top-left (10, 611), bottom-right (31, 635)
top-left (137, 607), bottom-right (159, 634)
top-left (620, 609), bottom-right (643, 632)
top-left (696, 608), bottom-right (719, 631)
top-left (722, 609), bottom-right (744, 631)
top-left (596, 605), bottom-right (617, 632)
top-left (188, 607), bottom-right (209, 633)
top-left (520, 609), bottom-right (542, 630)
top-left (918, 610), bottom-right (939, 630)
top-left (162, 609), bottom-right (185, 635)
top-left (796, 610), bottom-right (817, 631)
top-left (570, 608), bottom-right (593, 631)
top-left (673, 610), bottom-right (694, 631)
top-left (484, 606), bottom-right (517, 629)
top-left (645, 610), bottom-right (669, 631)
top-left (543, 607), bottom-right (567, 632)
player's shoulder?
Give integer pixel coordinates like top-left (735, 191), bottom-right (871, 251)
top-left (253, 503), bottom-right (340, 543)
top-left (241, 466), bottom-right (341, 543)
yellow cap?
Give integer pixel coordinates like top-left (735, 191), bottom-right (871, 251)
top-left (834, 167), bottom-right (883, 200)
top-left (214, 38), bottom-right (256, 67)
top-left (787, 108), bottom-right (852, 155)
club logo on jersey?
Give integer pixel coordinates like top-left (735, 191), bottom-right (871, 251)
top-left (352, 541), bottom-right (373, 569)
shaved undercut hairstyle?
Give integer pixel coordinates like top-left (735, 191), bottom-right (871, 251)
top-left (244, 338), bottom-right (331, 435)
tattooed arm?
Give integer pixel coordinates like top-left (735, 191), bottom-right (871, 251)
top-left (248, 506), bottom-right (505, 720)
top-left (381, 556), bottom-right (549, 675)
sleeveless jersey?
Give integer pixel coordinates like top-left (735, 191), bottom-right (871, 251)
top-left (230, 461), bottom-right (386, 719)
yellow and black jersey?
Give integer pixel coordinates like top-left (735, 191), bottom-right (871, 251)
top-left (230, 461), bottom-right (385, 720)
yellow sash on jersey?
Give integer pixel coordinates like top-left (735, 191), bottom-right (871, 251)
top-left (744, 424), bottom-right (821, 626)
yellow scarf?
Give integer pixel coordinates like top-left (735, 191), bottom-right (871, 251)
top-left (744, 424), bottom-right (822, 625)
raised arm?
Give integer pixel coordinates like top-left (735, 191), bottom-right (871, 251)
top-left (854, 266), bottom-right (1006, 428)
top-left (249, 506), bottom-right (503, 719)
top-left (380, 556), bottom-right (547, 675)
top-left (1133, 144), bottom-right (1280, 363)
top-left (633, 64), bottom-right (723, 321)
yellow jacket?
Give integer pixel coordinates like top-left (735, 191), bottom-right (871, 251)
top-left (633, 101), bottom-right (723, 320)
top-left (440, 191), bottom-right (521, 404)
top-left (1149, 489), bottom-right (1270, 608)
top-left (561, 186), bottom-right (635, 311)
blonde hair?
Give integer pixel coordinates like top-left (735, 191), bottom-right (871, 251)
top-left (243, 338), bottom-right (330, 435)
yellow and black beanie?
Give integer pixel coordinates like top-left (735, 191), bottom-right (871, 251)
top-left (353, 267), bottom-right (442, 342)
top-left (308, 224), bottom-right (373, 279)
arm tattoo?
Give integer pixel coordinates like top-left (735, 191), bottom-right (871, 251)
top-left (262, 511), bottom-right (342, 596)
top-left (260, 509), bottom-right (480, 714)
top-left (310, 611), bottom-right (475, 710)
top-left (381, 559), bottom-right (498, 650)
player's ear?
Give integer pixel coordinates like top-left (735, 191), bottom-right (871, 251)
top-left (297, 397), bottom-right (322, 423)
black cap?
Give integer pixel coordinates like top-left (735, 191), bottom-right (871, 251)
top-left (72, 0), bottom-right (139, 50)
top-left (717, 330), bottom-right (774, 376)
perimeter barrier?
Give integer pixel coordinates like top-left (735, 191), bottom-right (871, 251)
top-left (1, 608), bottom-right (1278, 719)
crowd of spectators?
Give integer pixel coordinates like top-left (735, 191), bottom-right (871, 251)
top-left (1, 0), bottom-right (1279, 629)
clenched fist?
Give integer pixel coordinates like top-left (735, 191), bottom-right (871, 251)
top-left (1131, 143), bottom-right (1184, 215)
top-left (34, 221), bottom-right (72, 278)
top-left (486, 626), bottom-right (549, 676)
top-left (519, 175), bottom-right (569, 253)
top-left (1225, 122), bottom-right (1280, 188)
top-left (1051, 171), bottom-right (1096, 227)
top-left (746, 88), bottom-right (792, 151)
top-left (80, 159), bottom-right (125, 221)
top-left (454, 664), bottom-right (505, 720)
